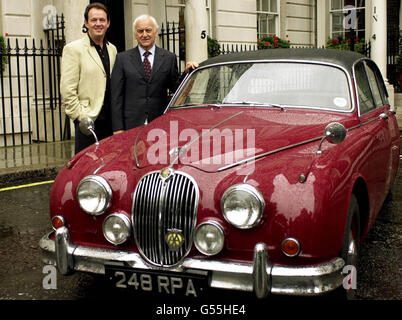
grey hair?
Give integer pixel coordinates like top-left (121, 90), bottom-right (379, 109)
top-left (133, 14), bottom-right (159, 33)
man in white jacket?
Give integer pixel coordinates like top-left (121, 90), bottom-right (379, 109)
top-left (60, 2), bottom-right (117, 153)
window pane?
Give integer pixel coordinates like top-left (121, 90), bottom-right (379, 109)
top-left (258, 13), bottom-right (277, 38)
top-left (355, 62), bottom-right (374, 114)
top-left (357, 8), bottom-right (365, 30)
top-left (267, 14), bottom-right (276, 32)
top-left (344, 0), bottom-right (355, 7)
top-left (357, 0), bottom-right (365, 8)
top-left (270, 0), bottom-right (277, 13)
top-left (366, 64), bottom-right (384, 107)
top-left (262, 0), bottom-right (269, 12)
top-left (259, 18), bottom-right (268, 36)
top-left (331, 0), bottom-right (343, 10)
top-left (368, 62), bottom-right (389, 105)
top-left (332, 12), bottom-right (344, 33)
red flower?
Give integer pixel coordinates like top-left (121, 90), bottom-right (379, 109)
top-left (286, 35), bottom-right (289, 37)
top-left (257, 40), bottom-right (261, 43)
top-left (332, 39), bottom-right (339, 44)
top-left (5, 33), bottom-right (8, 36)
top-left (269, 34), bottom-right (273, 37)
top-left (274, 36), bottom-right (278, 40)
top-left (274, 39), bottom-right (278, 43)
top-left (288, 40), bottom-right (290, 43)
top-left (265, 41), bottom-right (269, 45)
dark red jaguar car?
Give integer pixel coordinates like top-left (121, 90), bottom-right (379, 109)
top-left (40, 49), bottom-right (400, 299)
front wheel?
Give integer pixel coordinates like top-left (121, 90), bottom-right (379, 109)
top-left (338, 194), bottom-right (361, 299)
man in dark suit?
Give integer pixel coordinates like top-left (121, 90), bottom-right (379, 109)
top-left (111, 14), bottom-right (197, 133)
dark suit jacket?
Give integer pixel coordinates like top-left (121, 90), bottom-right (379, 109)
top-left (111, 46), bottom-right (180, 131)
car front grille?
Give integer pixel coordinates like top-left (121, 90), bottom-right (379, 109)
top-left (132, 170), bottom-right (199, 266)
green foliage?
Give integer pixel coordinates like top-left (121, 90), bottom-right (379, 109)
top-left (257, 34), bottom-right (290, 49)
top-left (325, 36), bottom-right (366, 54)
top-left (0, 35), bottom-right (8, 72)
top-left (207, 36), bottom-right (220, 58)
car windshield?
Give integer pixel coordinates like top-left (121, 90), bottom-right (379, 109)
top-left (171, 62), bottom-right (351, 111)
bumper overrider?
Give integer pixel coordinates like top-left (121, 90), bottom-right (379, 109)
top-left (39, 227), bottom-right (345, 298)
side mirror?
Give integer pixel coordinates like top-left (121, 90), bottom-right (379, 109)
top-left (317, 122), bottom-right (347, 154)
top-left (79, 117), bottom-right (99, 145)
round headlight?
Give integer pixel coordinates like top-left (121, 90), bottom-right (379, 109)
top-left (221, 184), bottom-right (265, 229)
top-left (194, 222), bottom-right (225, 256)
top-left (103, 213), bottom-right (132, 245)
top-left (77, 175), bottom-right (112, 215)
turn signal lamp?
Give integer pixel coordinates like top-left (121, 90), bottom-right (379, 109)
top-left (281, 238), bottom-right (301, 257)
top-left (51, 216), bottom-right (65, 231)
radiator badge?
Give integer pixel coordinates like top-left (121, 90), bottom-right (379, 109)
top-left (160, 167), bottom-right (174, 179)
top-left (165, 229), bottom-right (184, 251)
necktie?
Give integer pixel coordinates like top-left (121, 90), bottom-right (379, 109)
top-left (143, 51), bottom-right (152, 80)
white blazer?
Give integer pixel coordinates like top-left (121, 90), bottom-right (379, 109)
top-left (60, 36), bottom-right (117, 121)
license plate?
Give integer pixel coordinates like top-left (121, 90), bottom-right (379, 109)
top-left (105, 266), bottom-right (208, 298)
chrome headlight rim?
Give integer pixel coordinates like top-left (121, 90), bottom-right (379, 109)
top-left (103, 213), bottom-right (132, 245)
top-left (194, 221), bottom-right (225, 256)
top-left (77, 175), bottom-right (112, 216)
top-left (221, 184), bottom-right (265, 229)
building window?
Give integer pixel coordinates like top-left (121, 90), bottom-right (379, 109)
top-left (330, 0), bottom-right (365, 40)
top-left (257, 0), bottom-right (279, 38)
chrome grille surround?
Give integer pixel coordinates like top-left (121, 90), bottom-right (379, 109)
top-left (132, 170), bottom-right (199, 267)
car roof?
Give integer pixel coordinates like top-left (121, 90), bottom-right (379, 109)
top-left (200, 48), bottom-right (367, 73)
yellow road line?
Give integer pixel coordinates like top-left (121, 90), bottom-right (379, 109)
top-left (0, 180), bottom-right (54, 192)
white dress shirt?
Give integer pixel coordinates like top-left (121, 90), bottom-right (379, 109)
top-left (138, 45), bottom-right (156, 68)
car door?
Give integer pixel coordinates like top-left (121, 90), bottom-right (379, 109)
top-left (366, 60), bottom-right (400, 191)
top-left (354, 60), bottom-right (392, 218)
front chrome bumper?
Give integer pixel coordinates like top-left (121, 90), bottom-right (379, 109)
top-left (39, 227), bottom-right (345, 298)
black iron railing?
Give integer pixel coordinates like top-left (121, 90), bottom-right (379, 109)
top-left (387, 30), bottom-right (401, 91)
top-left (219, 43), bottom-right (258, 54)
top-left (0, 14), bottom-right (67, 147)
top-left (159, 22), bottom-right (186, 73)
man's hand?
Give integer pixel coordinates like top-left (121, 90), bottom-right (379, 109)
top-left (185, 61), bottom-right (199, 73)
top-left (113, 130), bottom-right (124, 135)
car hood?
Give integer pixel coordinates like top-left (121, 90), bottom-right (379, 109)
top-left (133, 107), bottom-right (354, 173)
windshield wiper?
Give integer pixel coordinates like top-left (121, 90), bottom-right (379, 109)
top-left (224, 101), bottom-right (286, 110)
top-left (173, 103), bottom-right (222, 109)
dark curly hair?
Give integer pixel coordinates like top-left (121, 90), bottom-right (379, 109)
top-left (84, 2), bottom-right (109, 22)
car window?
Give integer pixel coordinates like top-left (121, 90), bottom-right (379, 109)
top-left (365, 63), bottom-right (384, 108)
top-left (172, 62), bottom-right (352, 111)
top-left (354, 62), bottom-right (375, 114)
top-left (366, 61), bottom-right (389, 106)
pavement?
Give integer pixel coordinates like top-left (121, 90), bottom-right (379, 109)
top-left (0, 140), bottom-right (75, 188)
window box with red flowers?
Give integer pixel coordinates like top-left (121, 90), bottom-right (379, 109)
top-left (257, 34), bottom-right (290, 49)
top-left (325, 36), bottom-right (366, 54)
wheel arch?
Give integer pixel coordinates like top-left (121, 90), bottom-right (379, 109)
top-left (351, 177), bottom-right (369, 243)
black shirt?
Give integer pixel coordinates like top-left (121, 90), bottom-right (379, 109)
top-left (88, 34), bottom-right (111, 120)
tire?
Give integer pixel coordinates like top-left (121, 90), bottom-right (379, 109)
top-left (338, 194), bottom-right (361, 300)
